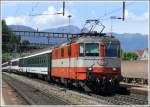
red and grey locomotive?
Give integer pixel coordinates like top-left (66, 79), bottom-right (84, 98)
top-left (51, 33), bottom-right (123, 93)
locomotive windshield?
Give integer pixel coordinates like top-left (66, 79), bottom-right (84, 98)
top-left (104, 42), bottom-right (120, 57)
top-left (79, 43), bottom-right (99, 56)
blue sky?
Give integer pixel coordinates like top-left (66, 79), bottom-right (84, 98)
top-left (1, 1), bottom-right (149, 34)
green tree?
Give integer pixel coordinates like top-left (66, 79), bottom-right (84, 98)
top-left (2, 19), bottom-right (20, 62)
top-left (2, 19), bottom-right (19, 52)
top-left (122, 52), bottom-right (138, 60)
top-left (9, 33), bottom-right (19, 52)
top-left (2, 20), bottom-right (10, 52)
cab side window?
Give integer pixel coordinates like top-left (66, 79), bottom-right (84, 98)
top-left (79, 43), bottom-right (84, 56)
top-left (55, 49), bottom-right (58, 58)
top-left (68, 45), bottom-right (71, 57)
top-left (61, 48), bottom-right (64, 57)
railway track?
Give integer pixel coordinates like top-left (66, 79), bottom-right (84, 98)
top-left (27, 75), bottom-right (148, 105)
top-left (29, 79), bottom-right (149, 105)
top-left (2, 74), bottom-right (71, 105)
top-left (90, 92), bottom-right (148, 105)
top-left (2, 72), bottom-right (148, 105)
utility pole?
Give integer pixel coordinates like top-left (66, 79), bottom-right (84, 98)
top-left (63, 1), bottom-right (65, 16)
top-left (122, 1), bottom-right (125, 21)
top-left (110, 1), bottom-right (126, 36)
top-left (110, 17), bottom-right (113, 36)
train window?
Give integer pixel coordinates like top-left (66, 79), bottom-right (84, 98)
top-left (117, 45), bottom-right (121, 58)
top-left (43, 56), bottom-right (45, 64)
top-left (39, 57), bottom-right (40, 64)
top-left (85, 43), bottom-right (99, 56)
top-left (43, 57), bottom-right (44, 64)
top-left (39, 56), bottom-right (41, 64)
top-left (40, 56), bottom-right (42, 64)
top-left (33, 58), bottom-right (34, 64)
top-left (36, 57), bottom-right (37, 64)
top-left (41, 57), bottom-right (42, 64)
top-left (35, 58), bottom-right (36, 64)
top-left (28, 59), bottom-right (29, 65)
top-left (79, 43), bottom-right (84, 56)
top-left (44, 56), bottom-right (46, 63)
top-left (35, 57), bottom-right (37, 64)
top-left (55, 49), bottom-right (58, 58)
top-left (61, 48), bottom-right (64, 57)
top-left (37, 56), bottom-right (40, 64)
top-left (105, 43), bottom-right (120, 57)
top-left (29, 59), bottom-right (31, 64)
top-left (42, 57), bottom-right (44, 64)
top-left (68, 46), bottom-right (71, 57)
top-left (36, 57), bottom-right (39, 64)
top-left (42, 56), bottom-right (44, 64)
top-left (39, 56), bottom-right (40, 64)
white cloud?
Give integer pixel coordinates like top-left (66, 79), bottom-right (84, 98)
top-left (125, 9), bottom-right (148, 21)
top-left (5, 16), bottom-right (29, 25)
top-left (5, 6), bottom-right (73, 29)
top-left (33, 6), bottom-right (71, 29)
top-left (32, 6), bottom-right (73, 29)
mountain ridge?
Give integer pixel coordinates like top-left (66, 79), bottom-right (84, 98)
top-left (8, 25), bottom-right (148, 51)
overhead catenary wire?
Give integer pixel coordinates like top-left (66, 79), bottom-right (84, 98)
top-left (81, 1), bottom-right (137, 34)
top-left (98, 1), bottom-right (136, 21)
top-left (29, 2), bottom-right (39, 16)
top-left (29, 1), bottom-right (65, 16)
top-left (29, 13), bottom-right (63, 16)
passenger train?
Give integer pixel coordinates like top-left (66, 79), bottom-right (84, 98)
top-left (2, 33), bottom-right (123, 93)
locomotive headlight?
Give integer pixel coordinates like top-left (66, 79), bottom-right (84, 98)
top-left (113, 68), bottom-right (117, 71)
top-left (88, 67), bottom-right (92, 71)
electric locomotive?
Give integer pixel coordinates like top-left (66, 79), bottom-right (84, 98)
top-left (51, 33), bottom-right (123, 93)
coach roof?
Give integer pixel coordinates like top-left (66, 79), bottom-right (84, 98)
top-left (21, 50), bottom-right (52, 59)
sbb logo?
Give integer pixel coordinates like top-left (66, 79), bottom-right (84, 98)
top-left (97, 58), bottom-right (107, 66)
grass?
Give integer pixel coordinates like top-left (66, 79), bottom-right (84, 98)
top-left (2, 52), bottom-right (21, 62)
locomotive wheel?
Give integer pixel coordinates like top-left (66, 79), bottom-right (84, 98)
top-left (75, 81), bottom-right (83, 91)
top-left (100, 79), bottom-right (112, 95)
top-left (64, 79), bottom-right (71, 89)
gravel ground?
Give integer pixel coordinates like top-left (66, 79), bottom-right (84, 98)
top-left (2, 72), bottom-right (110, 105)
top-left (3, 72), bottom-right (148, 105)
top-left (3, 74), bottom-right (70, 105)
top-left (2, 80), bottom-right (28, 105)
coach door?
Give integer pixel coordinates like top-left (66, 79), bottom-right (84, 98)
top-left (48, 52), bottom-right (52, 78)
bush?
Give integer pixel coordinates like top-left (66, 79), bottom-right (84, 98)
top-left (122, 52), bottom-right (138, 60)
